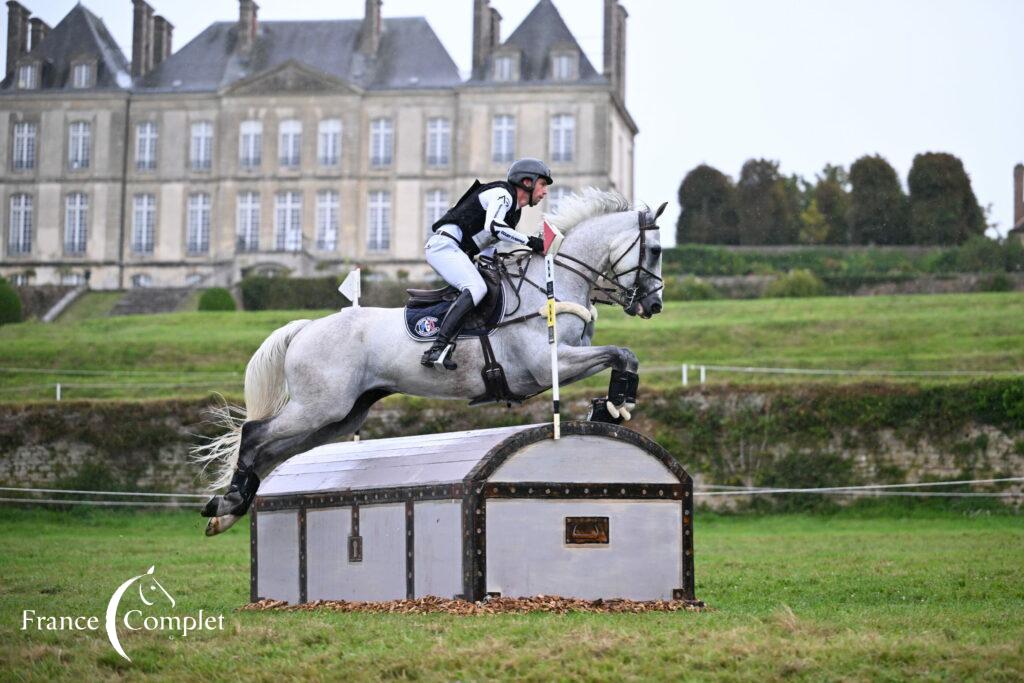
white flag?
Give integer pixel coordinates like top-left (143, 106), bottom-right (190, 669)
top-left (338, 268), bottom-right (361, 307)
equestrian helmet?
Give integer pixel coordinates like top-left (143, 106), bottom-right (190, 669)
top-left (507, 158), bottom-right (554, 191)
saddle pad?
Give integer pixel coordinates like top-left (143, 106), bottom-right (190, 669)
top-left (404, 287), bottom-right (504, 342)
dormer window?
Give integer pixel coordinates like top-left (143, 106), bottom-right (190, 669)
top-left (551, 51), bottom-right (578, 81)
top-left (17, 63), bottom-right (38, 90)
top-left (71, 62), bottom-right (94, 89)
top-left (494, 56), bottom-right (513, 81)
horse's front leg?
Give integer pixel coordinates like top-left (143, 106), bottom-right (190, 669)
top-left (540, 344), bottom-right (641, 422)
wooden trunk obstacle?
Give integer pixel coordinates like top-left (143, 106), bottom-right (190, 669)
top-left (250, 421), bottom-right (695, 604)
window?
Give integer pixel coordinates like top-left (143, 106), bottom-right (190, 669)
top-left (239, 120), bottom-right (262, 168)
top-left (279, 119), bottom-right (302, 168)
top-left (493, 56), bottom-right (513, 81)
top-left (135, 121), bottom-right (158, 171)
top-left (367, 190), bottom-right (390, 251)
top-left (187, 193), bottom-right (211, 254)
top-left (68, 121), bottom-right (91, 170)
top-left (425, 189), bottom-right (449, 238)
top-left (426, 118), bottom-right (450, 167)
top-left (548, 186), bottom-right (573, 214)
top-left (318, 119), bottom-right (341, 166)
top-left (17, 64), bottom-right (36, 89)
top-left (12, 122), bottom-right (37, 170)
top-left (236, 192), bottom-right (260, 252)
top-left (275, 192), bottom-right (302, 252)
top-left (131, 273), bottom-right (152, 288)
top-left (552, 53), bottom-right (575, 80)
top-left (549, 114), bottom-right (575, 163)
top-left (316, 190), bottom-right (339, 251)
top-left (61, 272), bottom-right (86, 286)
top-left (369, 118), bottom-right (393, 168)
top-left (492, 115), bottom-right (515, 164)
top-left (185, 273), bottom-right (204, 287)
top-left (10, 273), bottom-right (31, 286)
top-left (190, 122), bottom-right (213, 171)
top-left (132, 194), bottom-right (156, 254)
top-left (72, 63), bottom-right (92, 88)
top-left (8, 194), bottom-right (33, 255)
top-left (64, 193), bottom-right (88, 254)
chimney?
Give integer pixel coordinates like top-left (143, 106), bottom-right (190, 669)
top-left (28, 17), bottom-right (50, 51)
top-left (152, 15), bottom-right (173, 67)
top-left (472, 0), bottom-right (493, 77)
top-left (488, 7), bottom-right (501, 52)
top-left (1015, 164), bottom-right (1024, 229)
top-left (603, 0), bottom-right (627, 101)
top-left (6, 1), bottom-right (31, 77)
top-left (131, 0), bottom-right (154, 77)
top-left (237, 0), bottom-right (258, 53)
top-left (358, 0), bottom-right (382, 57)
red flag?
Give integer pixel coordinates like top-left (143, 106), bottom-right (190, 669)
top-left (543, 221), bottom-right (563, 255)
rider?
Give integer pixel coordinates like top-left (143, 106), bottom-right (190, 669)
top-left (420, 158), bottom-right (553, 370)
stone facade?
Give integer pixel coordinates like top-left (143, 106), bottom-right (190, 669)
top-left (0, 0), bottom-right (636, 289)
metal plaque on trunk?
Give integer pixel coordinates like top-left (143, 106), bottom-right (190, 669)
top-left (565, 517), bottom-right (609, 545)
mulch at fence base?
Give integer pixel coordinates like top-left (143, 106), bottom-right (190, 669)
top-left (241, 595), bottom-right (708, 615)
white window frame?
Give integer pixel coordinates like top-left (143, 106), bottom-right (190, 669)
top-left (131, 273), bottom-right (152, 288)
top-left (135, 121), bottom-right (158, 171)
top-left (549, 114), bottom-right (575, 163)
top-left (493, 56), bottom-right (513, 81)
top-left (71, 63), bottom-right (93, 88)
top-left (236, 191), bottom-right (260, 252)
top-left (316, 190), bottom-right (339, 251)
top-left (132, 194), bottom-right (156, 255)
top-left (187, 193), bottom-right (211, 255)
top-left (8, 194), bottom-right (33, 255)
top-left (12, 122), bottom-right (37, 171)
top-left (16, 63), bottom-right (37, 89)
top-left (190, 121), bottom-right (213, 171)
top-left (64, 192), bottom-right (89, 255)
top-left (317, 119), bottom-right (342, 166)
top-left (491, 115), bottom-right (515, 164)
top-left (239, 120), bottom-right (262, 168)
top-left (426, 118), bottom-right (450, 168)
top-left (278, 119), bottom-right (302, 168)
top-left (367, 190), bottom-right (391, 252)
top-left (552, 53), bottom-right (575, 80)
top-left (424, 188), bottom-right (448, 239)
top-left (274, 191), bottom-right (303, 252)
top-left (369, 118), bottom-right (393, 168)
top-left (68, 121), bottom-right (91, 170)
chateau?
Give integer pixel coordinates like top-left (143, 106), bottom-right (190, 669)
top-left (0, 0), bottom-right (636, 289)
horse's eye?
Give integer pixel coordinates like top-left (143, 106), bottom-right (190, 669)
top-left (651, 246), bottom-right (662, 258)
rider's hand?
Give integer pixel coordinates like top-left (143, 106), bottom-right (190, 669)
top-left (527, 236), bottom-right (544, 254)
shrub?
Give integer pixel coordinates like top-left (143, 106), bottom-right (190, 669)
top-left (198, 288), bottom-right (237, 311)
top-left (0, 277), bottom-right (22, 325)
top-left (663, 276), bottom-right (720, 301)
top-left (764, 269), bottom-right (825, 298)
top-left (979, 273), bottom-right (1013, 293)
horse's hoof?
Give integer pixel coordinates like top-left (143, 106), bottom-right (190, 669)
top-left (205, 514), bottom-right (240, 537)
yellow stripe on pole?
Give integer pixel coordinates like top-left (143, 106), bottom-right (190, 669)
top-left (546, 299), bottom-right (556, 327)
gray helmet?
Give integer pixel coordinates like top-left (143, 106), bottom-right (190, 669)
top-left (507, 158), bottom-right (554, 192)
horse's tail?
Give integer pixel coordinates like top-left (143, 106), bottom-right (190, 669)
top-left (191, 319), bottom-right (312, 490)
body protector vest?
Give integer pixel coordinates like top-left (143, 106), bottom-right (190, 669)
top-left (431, 180), bottom-right (523, 257)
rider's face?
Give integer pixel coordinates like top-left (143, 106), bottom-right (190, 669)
top-left (531, 179), bottom-right (549, 204)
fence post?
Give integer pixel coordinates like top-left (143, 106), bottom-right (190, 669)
top-left (699, 366), bottom-right (706, 385)
top-left (682, 364), bottom-right (688, 387)
top-left (55, 383), bottom-right (62, 401)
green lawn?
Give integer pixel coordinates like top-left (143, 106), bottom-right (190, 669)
top-left (0, 507), bottom-right (1020, 681)
top-left (0, 291), bottom-right (1021, 401)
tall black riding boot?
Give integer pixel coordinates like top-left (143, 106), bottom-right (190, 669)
top-left (421, 289), bottom-right (475, 370)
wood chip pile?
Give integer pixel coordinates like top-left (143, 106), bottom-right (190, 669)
top-left (241, 595), bottom-right (707, 615)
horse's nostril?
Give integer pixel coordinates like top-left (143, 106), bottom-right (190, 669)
top-left (651, 302), bottom-right (663, 314)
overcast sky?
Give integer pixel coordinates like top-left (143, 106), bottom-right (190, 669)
top-left (5, 0), bottom-right (1022, 243)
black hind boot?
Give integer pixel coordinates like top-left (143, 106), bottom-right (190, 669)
top-left (421, 289), bottom-right (475, 370)
top-left (201, 466), bottom-right (260, 518)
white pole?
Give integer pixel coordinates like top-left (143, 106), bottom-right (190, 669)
top-left (700, 366), bottom-right (706, 385)
top-left (55, 383), bottom-right (61, 401)
top-left (682, 364), bottom-right (689, 387)
top-left (545, 252), bottom-right (560, 440)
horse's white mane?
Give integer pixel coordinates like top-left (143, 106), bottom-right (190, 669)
top-left (544, 187), bottom-right (632, 234)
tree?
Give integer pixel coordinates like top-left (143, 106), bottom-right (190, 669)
top-left (799, 199), bottom-right (829, 244)
top-left (0, 277), bottom-right (22, 325)
top-left (736, 159), bottom-right (797, 245)
top-left (814, 164), bottom-right (851, 244)
top-left (848, 155), bottom-right (910, 244)
top-left (676, 164), bottom-right (739, 244)
top-left (907, 152), bottom-right (985, 245)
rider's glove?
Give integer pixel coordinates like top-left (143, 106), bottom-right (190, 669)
top-left (527, 236), bottom-right (545, 254)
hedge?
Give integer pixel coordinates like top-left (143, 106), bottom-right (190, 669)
top-left (0, 277), bottom-right (22, 325)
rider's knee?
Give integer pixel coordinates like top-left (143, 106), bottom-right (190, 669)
top-left (465, 282), bottom-right (487, 306)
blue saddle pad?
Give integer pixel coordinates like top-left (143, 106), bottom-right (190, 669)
top-left (404, 288), bottom-right (504, 342)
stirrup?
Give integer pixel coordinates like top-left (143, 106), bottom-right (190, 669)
top-left (422, 342), bottom-right (458, 371)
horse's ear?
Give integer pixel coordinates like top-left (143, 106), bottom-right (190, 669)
top-left (655, 202), bottom-right (668, 220)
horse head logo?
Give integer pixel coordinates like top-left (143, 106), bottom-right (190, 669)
top-left (104, 566), bottom-right (175, 662)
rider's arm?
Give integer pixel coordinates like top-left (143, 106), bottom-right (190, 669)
top-left (481, 188), bottom-right (544, 253)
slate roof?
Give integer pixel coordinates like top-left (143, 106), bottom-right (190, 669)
top-left (0, 4), bottom-right (131, 92)
top-left (471, 0), bottom-right (604, 85)
top-left (137, 17), bottom-right (461, 93)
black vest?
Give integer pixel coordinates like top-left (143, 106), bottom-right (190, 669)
top-left (431, 180), bottom-right (522, 256)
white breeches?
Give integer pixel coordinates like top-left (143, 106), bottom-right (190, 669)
top-left (425, 226), bottom-right (487, 305)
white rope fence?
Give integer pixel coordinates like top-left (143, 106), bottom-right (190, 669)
top-left (672, 363), bottom-right (1024, 386)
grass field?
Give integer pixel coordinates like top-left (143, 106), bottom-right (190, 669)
top-left (0, 506), bottom-right (1021, 681)
top-left (1, 291), bottom-right (1021, 401)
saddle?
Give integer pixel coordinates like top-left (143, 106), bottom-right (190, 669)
top-left (404, 263), bottom-right (504, 341)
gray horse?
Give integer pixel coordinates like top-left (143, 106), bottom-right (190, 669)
top-left (195, 189), bottom-right (666, 536)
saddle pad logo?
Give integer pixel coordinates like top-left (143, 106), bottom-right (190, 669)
top-left (414, 316), bottom-right (440, 337)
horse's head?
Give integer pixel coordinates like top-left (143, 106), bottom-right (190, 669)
top-left (137, 565), bottom-right (176, 608)
top-left (604, 201), bottom-right (666, 318)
